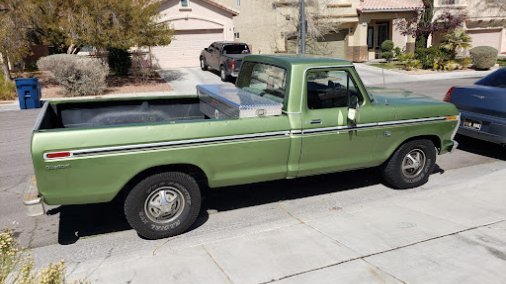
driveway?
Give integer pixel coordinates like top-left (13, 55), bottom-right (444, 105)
top-left (158, 67), bottom-right (234, 95)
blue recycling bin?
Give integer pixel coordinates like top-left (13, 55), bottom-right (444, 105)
top-left (15, 78), bottom-right (41, 109)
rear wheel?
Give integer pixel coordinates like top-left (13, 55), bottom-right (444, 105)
top-left (382, 139), bottom-right (436, 189)
top-left (124, 172), bottom-right (201, 239)
top-left (220, 66), bottom-right (229, 82)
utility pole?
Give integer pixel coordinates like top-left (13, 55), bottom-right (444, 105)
top-left (299, 0), bottom-right (305, 54)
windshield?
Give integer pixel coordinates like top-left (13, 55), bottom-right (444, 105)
top-left (223, 44), bottom-right (250, 55)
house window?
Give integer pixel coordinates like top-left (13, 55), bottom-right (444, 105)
top-left (234, 32), bottom-right (240, 39)
top-left (236, 0), bottom-right (240, 6)
top-left (180, 0), bottom-right (190, 8)
top-left (367, 27), bottom-right (374, 49)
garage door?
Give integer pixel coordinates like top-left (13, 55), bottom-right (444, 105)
top-left (286, 30), bottom-right (347, 59)
top-left (151, 29), bottom-right (223, 69)
top-left (468, 29), bottom-right (501, 51)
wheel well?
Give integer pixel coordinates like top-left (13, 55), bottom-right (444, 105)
top-left (113, 164), bottom-right (209, 203)
top-left (402, 135), bottom-right (442, 152)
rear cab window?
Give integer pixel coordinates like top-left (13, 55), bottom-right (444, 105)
top-left (223, 44), bottom-right (250, 55)
top-left (236, 62), bottom-right (287, 105)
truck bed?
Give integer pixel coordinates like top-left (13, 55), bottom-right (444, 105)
top-left (35, 97), bottom-right (204, 130)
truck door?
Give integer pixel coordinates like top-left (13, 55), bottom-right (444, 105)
top-left (297, 67), bottom-right (378, 177)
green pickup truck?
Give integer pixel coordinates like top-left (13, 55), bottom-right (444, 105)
top-left (25, 55), bottom-right (460, 239)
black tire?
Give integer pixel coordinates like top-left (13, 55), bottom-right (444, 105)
top-left (124, 172), bottom-right (201, 239)
top-left (220, 66), bottom-right (229, 82)
top-left (382, 139), bottom-right (436, 189)
top-left (200, 57), bottom-right (208, 71)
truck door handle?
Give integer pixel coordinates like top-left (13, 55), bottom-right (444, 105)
top-left (309, 119), bottom-right (322, 124)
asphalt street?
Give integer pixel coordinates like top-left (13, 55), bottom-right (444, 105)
top-left (0, 70), bottom-right (505, 283)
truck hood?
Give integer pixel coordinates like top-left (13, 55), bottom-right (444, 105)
top-left (368, 87), bottom-right (459, 119)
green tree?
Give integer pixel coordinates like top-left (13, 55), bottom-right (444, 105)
top-left (30, 0), bottom-right (174, 54)
top-left (441, 29), bottom-right (472, 60)
top-left (0, 0), bottom-right (32, 80)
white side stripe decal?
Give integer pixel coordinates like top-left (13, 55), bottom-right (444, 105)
top-left (44, 116), bottom-right (448, 160)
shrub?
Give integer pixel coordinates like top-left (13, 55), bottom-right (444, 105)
top-left (460, 57), bottom-right (472, 69)
top-left (415, 47), bottom-right (440, 69)
top-left (393, 47), bottom-right (402, 58)
top-left (470, 46), bottom-right (498, 70)
top-left (0, 73), bottom-right (16, 101)
top-left (382, 51), bottom-right (394, 61)
top-left (398, 52), bottom-right (421, 71)
top-left (381, 40), bottom-right (394, 52)
top-left (37, 54), bottom-right (109, 96)
top-left (0, 229), bottom-right (80, 284)
top-left (404, 59), bottom-right (421, 71)
top-left (108, 48), bottom-right (132, 76)
top-left (381, 40), bottom-right (394, 61)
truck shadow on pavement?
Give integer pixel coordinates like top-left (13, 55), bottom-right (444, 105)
top-left (455, 135), bottom-right (506, 160)
top-left (52, 166), bottom-right (441, 244)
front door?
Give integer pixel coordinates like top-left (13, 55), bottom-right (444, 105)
top-left (297, 67), bottom-right (377, 176)
top-left (376, 23), bottom-right (389, 58)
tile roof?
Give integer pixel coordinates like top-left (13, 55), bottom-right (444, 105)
top-left (358, 0), bottom-right (424, 12)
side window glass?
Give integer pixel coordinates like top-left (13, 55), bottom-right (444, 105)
top-left (306, 69), bottom-right (360, 110)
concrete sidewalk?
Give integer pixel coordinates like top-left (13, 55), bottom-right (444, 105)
top-left (30, 161), bottom-right (506, 284)
top-left (355, 63), bottom-right (493, 86)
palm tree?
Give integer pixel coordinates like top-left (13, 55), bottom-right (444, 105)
top-left (441, 28), bottom-right (472, 60)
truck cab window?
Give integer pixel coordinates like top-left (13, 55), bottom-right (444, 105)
top-left (306, 69), bottom-right (361, 109)
top-left (236, 62), bottom-right (287, 103)
top-left (223, 44), bottom-right (250, 55)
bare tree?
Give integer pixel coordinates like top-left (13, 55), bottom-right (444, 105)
top-left (490, 0), bottom-right (506, 11)
top-left (276, 0), bottom-right (342, 56)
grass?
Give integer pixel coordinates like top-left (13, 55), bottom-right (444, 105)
top-left (369, 62), bottom-right (406, 70)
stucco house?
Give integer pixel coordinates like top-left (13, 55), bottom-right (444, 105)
top-left (151, 0), bottom-right (238, 68)
top-left (152, 0), bottom-right (505, 67)
top-left (431, 0), bottom-right (506, 53)
top-left (216, 0), bottom-right (423, 62)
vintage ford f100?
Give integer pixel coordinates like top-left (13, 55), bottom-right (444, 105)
top-left (25, 55), bottom-right (460, 239)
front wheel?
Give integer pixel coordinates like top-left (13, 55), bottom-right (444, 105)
top-left (124, 172), bottom-right (201, 239)
top-left (382, 139), bottom-right (436, 189)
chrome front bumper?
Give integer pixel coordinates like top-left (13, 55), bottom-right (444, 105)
top-left (23, 176), bottom-right (46, 216)
top-left (449, 140), bottom-right (459, 153)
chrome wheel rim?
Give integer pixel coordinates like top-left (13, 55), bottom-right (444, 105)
top-left (200, 59), bottom-right (204, 68)
top-left (221, 68), bottom-right (226, 79)
top-left (401, 149), bottom-right (426, 178)
top-left (144, 186), bottom-right (185, 224)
